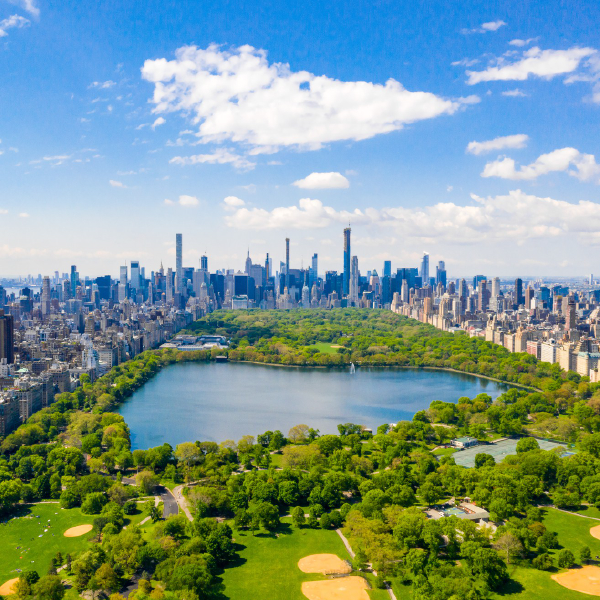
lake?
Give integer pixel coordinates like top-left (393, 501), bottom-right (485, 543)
top-left (118, 362), bottom-right (511, 450)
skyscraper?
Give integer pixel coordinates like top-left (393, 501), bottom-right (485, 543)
top-left (491, 277), bottom-right (500, 298)
top-left (201, 255), bottom-right (208, 271)
top-left (285, 238), bottom-right (290, 289)
top-left (515, 278), bottom-right (524, 306)
top-left (350, 255), bottom-right (359, 304)
top-left (420, 253), bottom-right (429, 287)
top-left (41, 276), bottom-right (51, 316)
top-left (343, 227), bottom-right (351, 296)
top-left (265, 253), bottom-right (270, 281)
top-left (70, 265), bottom-right (77, 298)
top-left (0, 309), bottom-right (14, 364)
top-left (383, 260), bottom-right (391, 278)
top-left (176, 233), bottom-right (183, 293)
top-left (435, 260), bottom-right (446, 287)
top-left (131, 261), bottom-right (140, 290)
top-left (166, 267), bottom-right (174, 303)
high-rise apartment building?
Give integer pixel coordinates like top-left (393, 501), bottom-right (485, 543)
top-left (435, 261), bottom-right (446, 287)
top-left (0, 309), bottom-right (14, 364)
top-left (70, 265), bottom-right (77, 298)
top-left (350, 255), bottom-right (359, 304)
top-left (166, 267), bottom-right (174, 303)
top-left (420, 253), bottom-right (429, 287)
top-left (491, 277), bottom-right (500, 298)
top-left (41, 276), bottom-right (51, 316)
top-left (285, 238), bottom-right (290, 289)
top-left (176, 233), bottom-right (183, 293)
top-left (343, 227), bottom-right (351, 296)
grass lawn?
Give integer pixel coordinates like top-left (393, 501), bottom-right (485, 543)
top-left (492, 507), bottom-right (600, 599)
top-left (219, 518), bottom-right (386, 600)
top-left (433, 447), bottom-right (456, 458)
top-left (574, 505), bottom-right (600, 520)
top-left (0, 503), bottom-right (94, 585)
top-left (310, 342), bottom-right (343, 355)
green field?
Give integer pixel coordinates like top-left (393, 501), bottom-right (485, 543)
top-left (309, 342), bottom-right (344, 355)
top-left (492, 508), bottom-right (600, 600)
top-left (0, 503), bottom-right (94, 585)
top-left (219, 519), bottom-right (388, 600)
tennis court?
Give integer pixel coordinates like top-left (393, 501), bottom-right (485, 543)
top-left (453, 438), bottom-right (570, 468)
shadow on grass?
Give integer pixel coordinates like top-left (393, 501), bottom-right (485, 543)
top-left (495, 577), bottom-right (525, 596)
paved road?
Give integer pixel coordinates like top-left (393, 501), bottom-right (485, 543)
top-left (157, 485), bottom-right (178, 518)
top-left (172, 484), bottom-right (193, 521)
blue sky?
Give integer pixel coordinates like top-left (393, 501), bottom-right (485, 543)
top-left (1, 0), bottom-right (599, 278)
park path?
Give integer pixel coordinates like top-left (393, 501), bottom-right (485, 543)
top-left (537, 504), bottom-right (600, 521)
top-left (335, 529), bottom-right (397, 600)
top-left (172, 484), bottom-right (194, 521)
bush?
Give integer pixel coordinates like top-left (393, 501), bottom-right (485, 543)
top-left (81, 492), bottom-right (108, 514)
top-left (320, 513), bottom-right (331, 529)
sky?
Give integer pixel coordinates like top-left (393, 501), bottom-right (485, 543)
top-left (1, 0), bottom-right (600, 279)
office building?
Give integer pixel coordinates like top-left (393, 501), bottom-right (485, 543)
top-left (420, 253), bottom-right (429, 287)
top-left (131, 261), bottom-right (140, 290)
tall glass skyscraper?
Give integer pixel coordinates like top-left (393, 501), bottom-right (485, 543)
top-left (420, 253), bottom-right (429, 287)
top-left (343, 227), bottom-right (351, 296)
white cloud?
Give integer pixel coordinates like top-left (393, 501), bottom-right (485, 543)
top-left (9, 0), bottom-right (39, 17)
top-left (151, 117), bottom-right (166, 130)
top-left (451, 58), bottom-right (480, 67)
top-left (466, 46), bottom-right (596, 84)
top-left (169, 148), bottom-right (255, 171)
top-left (0, 208), bottom-right (8, 214)
top-left (292, 172), bottom-right (350, 190)
top-left (109, 180), bottom-right (127, 188)
top-left (466, 134), bottom-right (529, 155)
top-left (502, 88), bottom-right (528, 97)
top-left (481, 147), bottom-right (600, 182)
top-left (222, 196), bottom-right (246, 211)
top-left (462, 20), bottom-right (506, 34)
top-left (89, 80), bottom-right (116, 89)
top-left (509, 38), bottom-right (538, 47)
top-left (165, 195), bottom-right (200, 207)
top-left (446, 185), bottom-right (453, 192)
top-left (0, 14), bottom-right (30, 37)
top-left (224, 190), bottom-right (600, 246)
top-left (141, 44), bottom-right (470, 153)
top-left (18, 212), bottom-right (29, 218)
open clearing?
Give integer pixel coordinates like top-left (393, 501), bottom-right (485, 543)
top-left (0, 578), bottom-right (19, 595)
top-left (220, 519), bottom-right (388, 600)
top-left (552, 566), bottom-right (600, 596)
top-left (64, 524), bottom-right (93, 537)
top-left (301, 576), bottom-right (370, 600)
top-left (590, 525), bottom-right (600, 540)
top-left (298, 554), bottom-right (351, 575)
top-left (310, 343), bottom-right (343, 355)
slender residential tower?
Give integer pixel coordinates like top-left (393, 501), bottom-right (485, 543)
top-left (176, 233), bottom-right (183, 292)
top-left (285, 238), bottom-right (290, 289)
top-left (343, 227), bottom-right (351, 296)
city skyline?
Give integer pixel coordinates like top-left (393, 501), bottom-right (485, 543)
top-left (1, 0), bottom-right (600, 276)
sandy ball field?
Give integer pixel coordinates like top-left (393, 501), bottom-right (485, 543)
top-left (552, 565), bottom-right (600, 596)
top-left (301, 577), bottom-right (370, 600)
top-left (590, 525), bottom-right (600, 540)
top-left (64, 524), bottom-right (93, 537)
top-left (0, 578), bottom-right (19, 595)
top-left (298, 554), bottom-right (352, 575)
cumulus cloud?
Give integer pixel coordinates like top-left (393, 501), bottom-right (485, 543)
top-left (462, 20), bottom-right (506, 34)
top-left (502, 88), bottom-right (528, 97)
top-left (109, 179), bottom-right (127, 188)
top-left (141, 44), bottom-right (471, 153)
top-left (18, 212), bottom-right (29, 218)
top-left (0, 208), bottom-right (8, 214)
top-left (165, 195), bottom-right (199, 206)
top-left (222, 196), bottom-right (246, 211)
top-left (466, 134), bottom-right (529, 155)
top-left (9, 0), bottom-right (39, 17)
top-left (292, 172), bottom-right (350, 189)
top-left (224, 190), bottom-right (600, 246)
top-left (466, 46), bottom-right (596, 84)
top-left (169, 148), bottom-right (255, 171)
top-left (0, 14), bottom-right (30, 37)
top-left (481, 147), bottom-right (600, 181)
top-left (509, 38), bottom-right (538, 47)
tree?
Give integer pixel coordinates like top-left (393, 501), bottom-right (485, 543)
top-left (320, 513), bottom-right (331, 529)
top-left (474, 453), bottom-right (495, 469)
top-left (493, 532), bottom-right (523, 564)
top-left (135, 471), bottom-right (158, 495)
top-left (175, 442), bottom-right (201, 477)
top-left (288, 424), bottom-right (310, 443)
top-left (558, 549), bottom-right (575, 569)
top-left (516, 437), bottom-right (540, 453)
top-left (291, 506), bottom-right (305, 528)
top-left (581, 545), bottom-right (592, 564)
top-left (316, 435), bottom-right (342, 456)
top-left (32, 575), bottom-right (65, 600)
top-left (532, 552), bottom-right (554, 571)
top-left (92, 564), bottom-right (119, 594)
top-left (81, 492), bottom-right (107, 514)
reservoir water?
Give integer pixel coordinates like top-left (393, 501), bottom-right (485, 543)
top-left (118, 362), bottom-right (511, 450)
